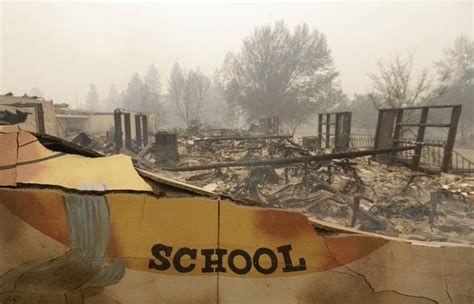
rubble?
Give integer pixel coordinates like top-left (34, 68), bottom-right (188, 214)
top-left (152, 135), bottom-right (474, 245)
top-left (51, 107), bottom-right (474, 246)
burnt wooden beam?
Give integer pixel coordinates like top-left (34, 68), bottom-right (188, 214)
top-left (113, 109), bottom-right (122, 153)
top-left (325, 113), bottom-right (331, 149)
top-left (317, 114), bottom-right (323, 149)
top-left (34, 104), bottom-right (45, 134)
top-left (195, 134), bottom-right (293, 142)
top-left (396, 123), bottom-right (452, 128)
top-left (124, 112), bottom-right (132, 150)
top-left (379, 104), bottom-right (460, 111)
top-left (142, 115), bottom-right (149, 146)
top-left (135, 113), bottom-right (142, 148)
top-left (442, 105), bottom-right (462, 172)
top-left (164, 145), bottom-right (415, 172)
top-left (412, 107), bottom-right (429, 170)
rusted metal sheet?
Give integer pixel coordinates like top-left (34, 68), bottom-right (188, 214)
top-left (1, 127), bottom-right (473, 303)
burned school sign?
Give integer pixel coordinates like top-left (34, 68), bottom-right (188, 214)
top-left (148, 244), bottom-right (306, 275)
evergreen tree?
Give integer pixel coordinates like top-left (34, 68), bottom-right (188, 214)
top-left (143, 64), bottom-right (162, 114)
top-left (124, 74), bottom-right (144, 111)
top-left (85, 83), bottom-right (100, 110)
top-left (105, 85), bottom-right (119, 111)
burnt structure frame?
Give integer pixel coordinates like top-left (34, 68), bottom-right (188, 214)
top-left (113, 109), bottom-right (149, 153)
top-left (317, 112), bottom-right (352, 150)
top-left (258, 117), bottom-right (280, 135)
top-left (373, 104), bottom-right (462, 173)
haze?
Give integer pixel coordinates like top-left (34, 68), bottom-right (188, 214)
top-left (0, 1), bottom-right (472, 106)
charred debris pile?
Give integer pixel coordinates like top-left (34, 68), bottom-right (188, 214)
top-left (163, 133), bottom-right (473, 245)
top-left (69, 126), bottom-right (474, 245)
top-left (51, 108), bottom-right (474, 245)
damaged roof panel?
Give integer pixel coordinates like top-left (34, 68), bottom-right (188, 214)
top-left (1, 128), bottom-right (152, 191)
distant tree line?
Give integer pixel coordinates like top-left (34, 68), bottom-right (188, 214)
top-left (79, 22), bottom-right (471, 136)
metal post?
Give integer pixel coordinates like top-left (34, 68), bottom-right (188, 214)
top-left (317, 114), bottom-right (323, 149)
top-left (335, 113), bottom-right (341, 149)
top-left (412, 108), bottom-right (429, 170)
top-left (135, 113), bottom-right (142, 149)
top-left (442, 105), bottom-right (462, 172)
top-left (373, 110), bottom-right (385, 149)
top-left (345, 112), bottom-right (352, 149)
top-left (391, 109), bottom-right (404, 164)
top-left (325, 114), bottom-right (331, 149)
top-left (142, 115), bottom-right (149, 146)
top-left (124, 112), bottom-right (132, 150)
top-left (113, 109), bottom-right (122, 153)
top-left (393, 109), bottom-right (404, 145)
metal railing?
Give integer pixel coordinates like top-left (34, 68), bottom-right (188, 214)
top-left (451, 150), bottom-right (474, 176)
top-left (329, 133), bottom-right (474, 176)
top-left (350, 134), bottom-right (374, 149)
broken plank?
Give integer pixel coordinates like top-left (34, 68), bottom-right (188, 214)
top-left (164, 146), bottom-right (415, 171)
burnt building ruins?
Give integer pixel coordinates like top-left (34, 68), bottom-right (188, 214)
top-left (1, 92), bottom-right (473, 245)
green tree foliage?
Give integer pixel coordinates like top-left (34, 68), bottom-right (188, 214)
top-left (216, 21), bottom-right (346, 130)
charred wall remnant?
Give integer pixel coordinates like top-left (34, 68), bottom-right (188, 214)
top-left (259, 117), bottom-right (280, 135)
top-left (113, 109), bottom-right (149, 153)
top-left (373, 105), bottom-right (462, 173)
top-left (7, 102), bottom-right (45, 134)
top-left (155, 131), bottom-right (180, 165)
top-left (317, 112), bottom-right (352, 150)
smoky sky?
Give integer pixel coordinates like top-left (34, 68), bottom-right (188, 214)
top-left (1, 1), bottom-right (472, 107)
